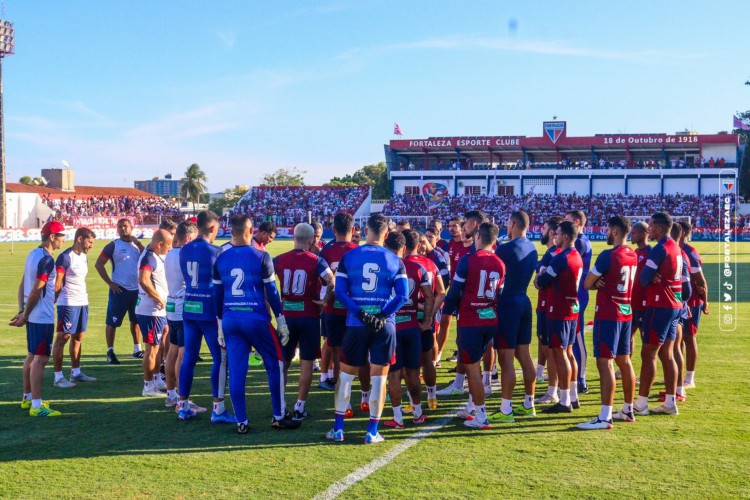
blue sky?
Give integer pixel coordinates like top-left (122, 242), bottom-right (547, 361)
top-left (4, 1), bottom-right (748, 191)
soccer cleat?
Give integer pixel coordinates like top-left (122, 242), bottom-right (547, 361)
top-left (132, 350), bottom-right (145, 359)
top-left (413, 413), bottom-right (428, 424)
top-left (434, 361), bottom-right (442, 369)
top-left (106, 351), bottom-right (121, 365)
top-left (211, 411), bottom-right (238, 424)
top-left (446, 351), bottom-right (458, 362)
top-left (536, 377), bottom-right (545, 384)
top-left (484, 384), bottom-right (492, 396)
top-left (21, 398), bottom-right (32, 410)
top-left (142, 387), bottom-right (164, 397)
top-left (292, 409), bottom-right (310, 421)
top-left (684, 381), bottom-right (696, 389)
top-left (383, 419), bottom-right (405, 429)
top-left (456, 405), bottom-right (476, 420)
top-left (364, 432), bottom-right (385, 444)
top-left (177, 407), bottom-right (195, 421)
top-left (513, 405), bottom-right (537, 417)
top-left (164, 395), bottom-right (179, 407)
top-left (463, 417), bottom-right (491, 430)
top-left (318, 379), bottom-right (336, 391)
top-left (537, 393), bottom-right (559, 405)
top-left (577, 382), bottom-right (589, 394)
top-left (571, 400), bottom-right (580, 410)
top-left (175, 401), bottom-right (207, 414)
top-left (612, 409), bottom-right (635, 422)
top-left (541, 403), bottom-right (573, 414)
top-left (360, 402), bottom-right (370, 413)
top-left (312, 360), bottom-right (321, 372)
top-left (402, 404), bottom-right (413, 414)
top-left (436, 384), bottom-right (467, 396)
top-left (237, 422), bottom-right (250, 434)
top-left (326, 429), bottom-right (345, 442)
top-left (577, 417), bottom-right (614, 430)
top-left (633, 405), bottom-right (650, 416)
top-left (650, 404), bottom-right (679, 415)
top-left (248, 352), bottom-right (263, 367)
top-left (29, 404), bottom-right (62, 417)
top-left (271, 415), bottom-right (301, 429)
top-left (71, 372), bottom-right (97, 383)
top-left (54, 377), bottom-right (76, 388)
top-left (657, 394), bottom-right (686, 403)
top-left (427, 398), bottom-right (438, 410)
top-left (489, 410), bottom-right (515, 423)
top-left (344, 407), bottom-right (354, 418)
top-left (154, 377), bottom-right (167, 391)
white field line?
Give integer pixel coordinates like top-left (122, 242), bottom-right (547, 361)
top-left (313, 416), bottom-right (453, 500)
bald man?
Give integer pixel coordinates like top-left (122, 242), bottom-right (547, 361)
top-left (137, 229), bottom-right (174, 397)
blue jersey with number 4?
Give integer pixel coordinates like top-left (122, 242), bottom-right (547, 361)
top-left (179, 237), bottom-right (220, 320)
top-left (335, 244), bottom-right (409, 327)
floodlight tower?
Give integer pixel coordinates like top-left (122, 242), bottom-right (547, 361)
top-left (0, 18), bottom-right (13, 228)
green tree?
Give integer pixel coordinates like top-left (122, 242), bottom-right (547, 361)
top-left (325, 162), bottom-right (389, 199)
top-left (260, 167), bottom-right (306, 187)
top-left (18, 175), bottom-right (32, 184)
top-left (180, 163), bottom-right (208, 214)
top-left (208, 185), bottom-right (249, 214)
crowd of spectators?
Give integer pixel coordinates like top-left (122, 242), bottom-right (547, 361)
top-left (43, 195), bottom-right (181, 222)
top-left (232, 186), bottom-right (369, 227)
top-left (382, 193), bottom-right (746, 228)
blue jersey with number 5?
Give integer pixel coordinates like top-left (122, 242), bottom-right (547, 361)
top-left (179, 237), bottom-right (220, 320)
top-left (212, 245), bottom-right (279, 322)
top-left (335, 244), bottom-right (408, 327)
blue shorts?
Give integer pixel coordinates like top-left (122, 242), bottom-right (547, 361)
top-left (679, 302), bottom-right (690, 326)
top-left (320, 316), bottom-right (327, 338)
top-left (106, 288), bottom-right (138, 327)
top-left (593, 319), bottom-right (632, 358)
top-left (283, 317), bottom-right (321, 363)
top-left (686, 304), bottom-right (702, 335)
top-left (547, 318), bottom-right (578, 349)
top-left (57, 305), bottom-right (88, 335)
top-left (168, 320), bottom-right (184, 347)
top-left (496, 295), bottom-right (532, 349)
top-left (536, 310), bottom-right (549, 346)
top-left (641, 307), bottom-right (680, 346)
top-left (631, 310), bottom-right (645, 332)
top-left (391, 328), bottom-right (422, 371)
top-left (420, 327), bottom-right (435, 354)
top-left (136, 315), bottom-right (167, 345)
top-left (457, 326), bottom-right (495, 364)
top-left (341, 322), bottom-right (396, 367)
top-left (27, 322), bottom-right (54, 356)
top-left (323, 314), bottom-right (347, 348)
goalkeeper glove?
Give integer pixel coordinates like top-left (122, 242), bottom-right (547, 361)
top-left (276, 315), bottom-right (290, 346)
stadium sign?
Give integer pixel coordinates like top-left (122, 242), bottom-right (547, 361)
top-left (403, 137), bottom-right (521, 148)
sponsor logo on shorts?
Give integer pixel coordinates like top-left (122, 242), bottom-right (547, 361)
top-left (184, 301), bottom-right (204, 314)
top-left (283, 301), bottom-right (305, 311)
top-left (477, 307), bottom-right (497, 320)
top-left (166, 302), bottom-right (175, 313)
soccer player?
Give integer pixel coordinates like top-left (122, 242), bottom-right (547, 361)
top-left (10, 220), bottom-right (67, 416)
top-left (396, 220), bottom-right (411, 231)
top-left (383, 231), bottom-right (433, 429)
top-left (678, 221), bottom-right (709, 389)
top-left (273, 223), bottom-right (334, 421)
top-left (536, 221), bottom-right (583, 414)
top-left (95, 218), bottom-right (145, 364)
top-left (351, 224), bottom-right (363, 245)
top-left (635, 212), bottom-right (683, 416)
top-left (423, 226), bottom-right (451, 289)
top-left (213, 214), bottom-right (299, 433)
top-left (630, 221), bottom-right (651, 356)
top-left (663, 222), bottom-right (691, 404)
top-left (177, 210), bottom-right (234, 423)
top-left (310, 221), bottom-right (325, 253)
top-left (566, 210), bottom-right (592, 394)
top-left (444, 222), bottom-right (505, 429)
top-left (163, 220), bottom-right (200, 410)
top-left (578, 215), bottom-right (637, 429)
top-left (137, 229), bottom-right (173, 397)
top-left (431, 219), bottom-right (449, 251)
top-left (491, 210), bottom-right (538, 422)
top-left (536, 216), bottom-right (563, 404)
top-left (319, 212), bottom-right (359, 391)
top-left (251, 221), bottom-right (277, 251)
top-left (326, 214), bottom-right (409, 443)
top-left (52, 227), bottom-right (97, 388)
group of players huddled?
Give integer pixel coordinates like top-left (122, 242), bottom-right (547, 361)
top-left (11, 205), bottom-right (708, 441)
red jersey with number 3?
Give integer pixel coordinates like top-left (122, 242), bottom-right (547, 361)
top-left (591, 245), bottom-right (638, 321)
top-left (395, 259), bottom-right (431, 331)
top-left (272, 249), bottom-right (331, 318)
top-left (320, 241), bottom-right (359, 316)
top-left (453, 250), bottom-right (505, 327)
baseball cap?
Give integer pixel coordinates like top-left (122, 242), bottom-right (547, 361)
top-left (41, 220), bottom-right (66, 236)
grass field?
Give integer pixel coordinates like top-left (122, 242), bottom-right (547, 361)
top-left (0, 238), bottom-right (748, 499)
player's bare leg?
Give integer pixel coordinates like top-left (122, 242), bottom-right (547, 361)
top-left (463, 360), bottom-right (490, 428)
top-left (515, 344), bottom-right (537, 412)
top-left (536, 338), bottom-right (547, 381)
top-left (482, 344), bottom-right (495, 394)
top-left (141, 342), bottom-right (161, 396)
top-left (542, 345), bottom-right (572, 413)
top-left (671, 324), bottom-right (686, 401)
top-left (165, 340), bottom-right (179, 405)
top-left (358, 362), bottom-right (371, 412)
top-left (654, 339), bottom-right (678, 413)
top-left (436, 314), bottom-right (452, 363)
top-left (577, 356), bottom-right (615, 429)
top-left (421, 332), bottom-right (438, 408)
top-left (683, 331), bottom-right (698, 387)
top-left (52, 332), bottom-right (74, 387)
top-left (613, 353), bottom-right (636, 421)
top-left (495, 348), bottom-right (516, 419)
top-left (636, 343), bottom-right (660, 413)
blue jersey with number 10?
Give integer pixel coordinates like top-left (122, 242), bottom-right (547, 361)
top-left (179, 237), bottom-right (220, 320)
top-left (335, 244), bottom-right (408, 327)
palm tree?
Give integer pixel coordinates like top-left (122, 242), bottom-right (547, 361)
top-left (181, 163), bottom-right (208, 214)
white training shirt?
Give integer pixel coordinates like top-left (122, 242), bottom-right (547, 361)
top-left (136, 248), bottom-right (168, 317)
top-left (23, 247), bottom-right (56, 324)
top-left (164, 247), bottom-right (185, 321)
top-left (100, 239), bottom-right (141, 291)
top-left (56, 247), bottom-right (89, 306)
